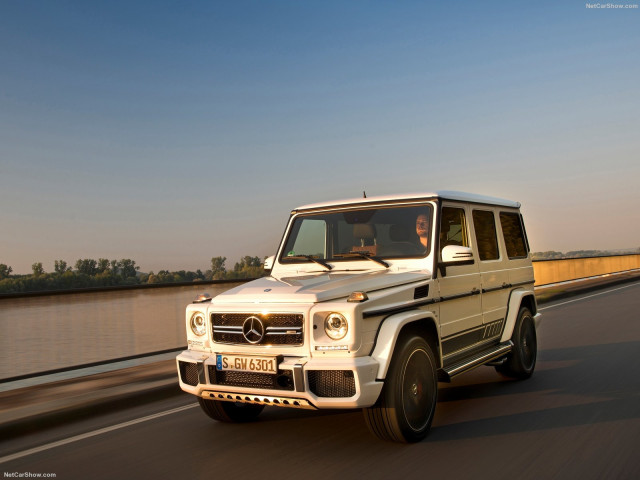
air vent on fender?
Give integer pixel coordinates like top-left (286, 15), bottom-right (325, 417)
top-left (414, 285), bottom-right (429, 299)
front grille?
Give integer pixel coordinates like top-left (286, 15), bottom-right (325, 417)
top-left (307, 370), bottom-right (356, 398)
top-left (207, 365), bottom-right (295, 391)
top-left (211, 313), bottom-right (304, 346)
top-left (179, 361), bottom-right (199, 386)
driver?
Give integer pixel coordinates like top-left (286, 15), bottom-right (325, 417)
top-left (416, 213), bottom-right (429, 249)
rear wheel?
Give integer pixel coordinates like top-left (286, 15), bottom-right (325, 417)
top-left (363, 335), bottom-right (438, 443)
top-left (198, 398), bottom-right (265, 423)
top-left (496, 307), bottom-right (537, 379)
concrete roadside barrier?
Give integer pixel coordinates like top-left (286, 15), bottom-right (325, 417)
top-left (533, 254), bottom-right (640, 286)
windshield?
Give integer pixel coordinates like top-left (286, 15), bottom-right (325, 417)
top-left (280, 204), bottom-right (433, 264)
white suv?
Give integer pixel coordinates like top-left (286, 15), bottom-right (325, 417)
top-left (177, 191), bottom-right (540, 442)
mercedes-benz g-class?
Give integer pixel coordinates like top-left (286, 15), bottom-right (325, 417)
top-left (177, 191), bottom-right (540, 442)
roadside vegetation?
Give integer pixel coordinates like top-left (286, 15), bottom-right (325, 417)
top-left (0, 256), bottom-right (265, 294)
top-left (531, 248), bottom-right (639, 260)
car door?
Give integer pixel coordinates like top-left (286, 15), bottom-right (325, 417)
top-left (471, 208), bottom-right (509, 340)
top-left (437, 203), bottom-right (483, 363)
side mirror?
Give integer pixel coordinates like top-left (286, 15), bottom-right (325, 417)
top-left (439, 245), bottom-right (474, 277)
top-left (441, 245), bottom-right (474, 264)
top-left (263, 255), bottom-right (275, 271)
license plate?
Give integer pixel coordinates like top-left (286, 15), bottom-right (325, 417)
top-left (216, 354), bottom-right (278, 374)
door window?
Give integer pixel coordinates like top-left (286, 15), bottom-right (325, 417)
top-left (440, 207), bottom-right (469, 250)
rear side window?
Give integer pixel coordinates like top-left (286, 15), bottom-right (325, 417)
top-left (499, 212), bottom-right (528, 259)
top-left (472, 210), bottom-right (499, 261)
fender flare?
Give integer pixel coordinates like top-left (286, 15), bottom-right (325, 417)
top-left (499, 288), bottom-right (537, 343)
top-left (370, 310), bottom-right (439, 380)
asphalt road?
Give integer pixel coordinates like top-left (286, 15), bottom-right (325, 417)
top-left (2, 283), bottom-right (639, 480)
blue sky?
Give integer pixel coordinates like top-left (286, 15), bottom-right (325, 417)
top-left (1, 1), bottom-right (639, 274)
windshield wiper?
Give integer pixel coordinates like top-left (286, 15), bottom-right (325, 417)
top-left (333, 252), bottom-right (390, 268)
top-left (285, 255), bottom-right (333, 271)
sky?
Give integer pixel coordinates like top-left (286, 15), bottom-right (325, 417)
top-left (1, 0), bottom-right (639, 274)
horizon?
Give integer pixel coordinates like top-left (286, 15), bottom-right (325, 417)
top-left (2, 1), bottom-right (639, 275)
top-left (4, 242), bottom-right (639, 278)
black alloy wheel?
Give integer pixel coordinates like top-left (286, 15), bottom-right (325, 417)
top-left (496, 306), bottom-right (537, 379)
top-left (363, 335), bottom-right (438, 443)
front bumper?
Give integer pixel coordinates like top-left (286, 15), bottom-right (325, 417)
top-left (176, 350), bottom-right (383, 409)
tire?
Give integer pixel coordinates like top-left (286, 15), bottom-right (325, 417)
top-left (496, 307), bottom-right (537, 379)
top-left (198, 398), bottom-right (265, 423)
top-left (363, 335), bottom-right (438, 443)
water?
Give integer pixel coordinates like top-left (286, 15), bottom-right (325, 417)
top-left (0, 282), bottom-right (243, 380)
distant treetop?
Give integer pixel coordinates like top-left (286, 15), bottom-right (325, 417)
top-left (0, 256), bottom-right (268, 294)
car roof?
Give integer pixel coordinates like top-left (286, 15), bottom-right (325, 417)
top-left (294, 190), bottom-right (521, 211)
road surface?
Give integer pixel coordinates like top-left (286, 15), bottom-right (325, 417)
top-left (2, 282), bottom-right (639, 479)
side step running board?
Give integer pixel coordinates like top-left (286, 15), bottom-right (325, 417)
top-left (439, 341), bottom-right (513, 382)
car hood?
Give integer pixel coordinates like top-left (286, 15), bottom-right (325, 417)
top-left (211, 269), bottom-right (431, 304)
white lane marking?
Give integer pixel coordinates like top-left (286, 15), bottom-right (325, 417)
top-left (539, 282), bottom-right (640, 311)
top-left (0, 403), bottom-right (198, 465)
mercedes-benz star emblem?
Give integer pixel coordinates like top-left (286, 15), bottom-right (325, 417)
top-left (242, 316), bottom-right (265, 344)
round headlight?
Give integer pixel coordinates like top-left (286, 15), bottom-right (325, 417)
top-left (190, 312), bottom-right (207, 336)
top-left (324, 313), bottom-right (348, 340)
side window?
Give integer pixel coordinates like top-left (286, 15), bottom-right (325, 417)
top-left (499, 212), bottom-right (528, 259)
top-left (440, 207), bottom-right (469, 250)
top-left (472, 210), bottom-right (499, 261)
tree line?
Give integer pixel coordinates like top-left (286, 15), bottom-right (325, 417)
top-left (3, 249), bottom-right (638, 294)
top-left (0, 256), bottom-right (265, 294)
top-left (531, 248), bottom-right (640, 260)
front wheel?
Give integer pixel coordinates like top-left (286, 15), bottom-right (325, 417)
top-left (363, 335), bottom-right (438, 443)
top-left (198, 398), bottom-right (265, 423)
top-left (496, 307), bottom-right (537, 379)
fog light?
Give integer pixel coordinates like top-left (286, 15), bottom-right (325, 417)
top-left (315, 345), bottom-right (348, 351)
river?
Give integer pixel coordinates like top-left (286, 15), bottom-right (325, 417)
top-left (0, 282), bottom-right (244, 380)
